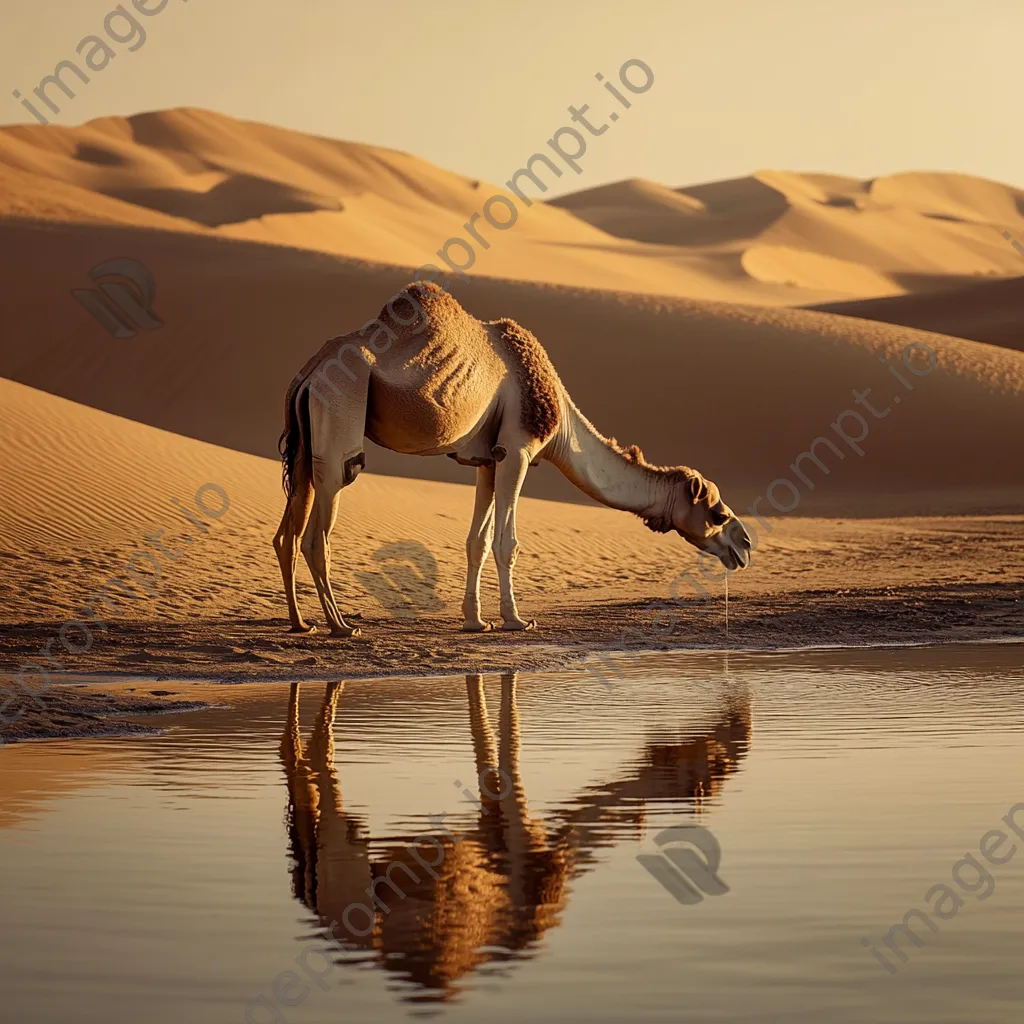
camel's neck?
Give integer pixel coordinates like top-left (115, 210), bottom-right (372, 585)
top-left (545, 398), bottom-right (672, 521)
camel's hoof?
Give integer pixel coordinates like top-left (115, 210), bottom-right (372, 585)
top-left (501, 619), bottom-right (536, 632)
top-left (461, 621), bottom-right (494, 633)
top-left (288, 623), bottom-right (316, 635)
top-left (328, 626), bottom-right (361, 638)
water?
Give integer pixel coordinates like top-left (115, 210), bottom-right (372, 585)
top-left (1, 644), bottom-right (1022, 1023)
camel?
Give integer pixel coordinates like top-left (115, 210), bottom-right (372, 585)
top-left (274, 281), bottom-right (751, 636)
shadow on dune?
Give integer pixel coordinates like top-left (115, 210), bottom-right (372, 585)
top-left (101, 173), bottom-right (343, 227)
top-left (3, 214), bottom-right (1023, 513)
top-left (280, 673), bottom-right (751, 1003)
top-left (550, 175), bottom-right (791, 248)
top-left (809, 274), bottom-right (1024, 353)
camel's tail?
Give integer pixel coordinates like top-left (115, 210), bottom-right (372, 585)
top-left (279, 376), bottom-right (312, 498)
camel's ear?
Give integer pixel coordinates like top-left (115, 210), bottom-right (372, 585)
top-left (685, 474), bottom-right (705, 504)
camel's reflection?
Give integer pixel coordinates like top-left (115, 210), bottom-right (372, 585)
top-left (280, 673), bottom-right (750, 1002)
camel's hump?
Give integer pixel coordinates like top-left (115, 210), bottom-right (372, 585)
top-left (378, 280), bottom-right (467, 331)
top-left (375, 283), bottom-right (562, 442)
top-left (492, 317), bottom-right (562, 443)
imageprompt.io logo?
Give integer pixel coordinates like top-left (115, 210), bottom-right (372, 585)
top-left (637, 825), bottom-right (729, 905)
top-left (355, 540), bottom-right (446, 620)
top-left (72, 258), bottom-right (163, 338)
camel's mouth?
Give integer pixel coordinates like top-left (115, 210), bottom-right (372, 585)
top-left (698, 518), bottom-right (752, 571)
top-left (720, 544), bottom-right (750, 571)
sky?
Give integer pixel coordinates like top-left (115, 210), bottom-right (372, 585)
top-left (1, 0), bottom-right (1021, 196)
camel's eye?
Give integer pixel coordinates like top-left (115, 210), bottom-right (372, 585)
top-left (709, 502), bottom-right (730, 526)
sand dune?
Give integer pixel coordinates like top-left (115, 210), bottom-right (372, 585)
top-left (3, 108), bottom-right (1024, 306)
top-left (0, 210), bottom-right (1021, 517)
top-left (0, 109), bottom-right (726, 302)
top-left (555, 169), bottom-right (1024, 299)
top-left (0, 107), bottom-right (1022, 676)
top-left (810, 275), bottom-right (1024, 353)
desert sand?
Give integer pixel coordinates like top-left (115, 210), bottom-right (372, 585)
top-left (812, 274), bottom-right (1024, 352)
top-left (1, 108), bottom-right (1022, 743)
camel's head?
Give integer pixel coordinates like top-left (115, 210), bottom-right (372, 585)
top-left (645, 470), bottom-right (752, 571)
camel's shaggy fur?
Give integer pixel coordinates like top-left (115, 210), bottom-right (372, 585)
top-left (491, 318), bottom-right (562, 443)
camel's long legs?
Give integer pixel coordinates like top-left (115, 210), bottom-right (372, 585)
top-left (492, 448), bottom-right (534, 631)
top-left (301, 482), bottom-right (360, 638)
top-left (461, 465), bottom-right (497, 632)
top-left (300, 377), bottom-right (367, 640)
top-left (273, 460), bottom-right (315, 633)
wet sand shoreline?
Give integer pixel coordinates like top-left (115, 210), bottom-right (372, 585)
top-left (2, 579), bottom-right (1019, 745)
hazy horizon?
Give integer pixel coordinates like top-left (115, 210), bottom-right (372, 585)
top-left (1, 0), bottom-right (1021, 196)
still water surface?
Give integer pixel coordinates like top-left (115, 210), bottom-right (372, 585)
top-left (1, 644), bottom-right (1022, 1023)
